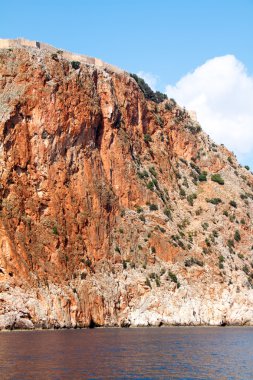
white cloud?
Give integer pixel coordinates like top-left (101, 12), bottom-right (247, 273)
top-left (137, 71), bottom-right (159, 91)
top-left (165, 55), bottom-right (253, 165)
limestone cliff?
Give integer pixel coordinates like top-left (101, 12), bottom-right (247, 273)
top-left (0, 41), bottom-right (253, 329)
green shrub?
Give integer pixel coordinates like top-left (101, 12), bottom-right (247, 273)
top-left (123, 260), bottom-right (127, 269)
top-left (165, 101), bottom-right (175, 111)
top-left (234, 230), bottom-right (241, 242)
top-left (139, 215), bottom-right (145, 222)
top-left (198, 172), bottom-right (207, 181)
top-left (245, 165), bottom-right (250, 170)
top-left (185, 257), bottom-right (204, 267)
top-left (211, 174), bottom-right (224, 185)
top-left (130, 73), bottom-right (167, 103)
top-left (115, 246), bottom-right (121, 253)
top-left (52, 226), bottom-right (58, 235)
top-left (205, 238), bottom-right (211, 247)
top-left (227, 239), bottom-right (234, 248)
top-left (212, 230), bottom-right (219, 238)
top-left (156, 115), bottom-right (164, 127)
top-left (137, 171), bottom-right (145, 179)
top-left (206, 198), bottom-right (222, 205)
top-left (164, 208), bottom-right (172, 219)
top-left (85, 258), bottom-right (92, 267)
top-left (71, 61), bottom-right (81, 70)
top-left (149, 166), bottom-right (157, 177)
top-left (155, 276), bottom-right (161, 287)
top-left (187, 193), bottom-right (197, 206)
top-left (168, 270), bottom-right (178, 284)
top-left (202, 222), bottom-right (209, 230)
top-left (149, 204), bottom-right (158, 211)
top-left (218, 255), bottom-right (225, 269)
top-left (147, 181), bottom-right (154, 191)
top-left (229, 200), bottom-right (237, 208)
top-left (144, 134), bottom-right (152, 143)
top-left (145, 277), bottom-right (152, 288)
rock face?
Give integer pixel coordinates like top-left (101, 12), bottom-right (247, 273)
top-left (0, 42), bottom-right (253, 329)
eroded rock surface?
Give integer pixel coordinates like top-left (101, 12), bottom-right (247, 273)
top-left (0, 43), bottom-right (253, 329)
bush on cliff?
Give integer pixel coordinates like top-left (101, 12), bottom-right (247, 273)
top-left (211, 174), bottom-right (224, 185)
top-left (130, 73), bottom-right (167, 103)
top-left (71, 61), bottom-right (81, 70)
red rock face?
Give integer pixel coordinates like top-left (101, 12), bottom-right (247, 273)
top-left (0, 45), bottom-right (253, 329)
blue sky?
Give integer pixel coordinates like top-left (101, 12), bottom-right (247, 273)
top-left (1, 0), bottom-right (253, 167)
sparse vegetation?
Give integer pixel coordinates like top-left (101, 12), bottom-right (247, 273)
top-left (206, 198), bottom-right (222, 205)
top-left (211, 174), bottom-right (224, 185)
top-left (187, 193), bottom-right (197, 206)
top-left (218, 255), bottom-right (225, 269)
top-left (229, 200), bottom-right (237, 208)
top-left (147, 181), bottom-right (154, 191)
top-left (52, 226), bottom-right (58, 235)
top-left (242, 264), bottom-right (249, 275)
top-left (165, 100), bottom-right (176, 111)
top-left (198, 172), bottom-right (207, 181)
top-left (130, 73), bottom-right (167, 103)
top-left (149, 166), bottom-right (157, 177)
top-left (234, 230), bottom-right (241, 242)
top-left (145, 277), bottom-right (152, 288)
top-left (85, 258), bottom-right (92, 267)
top-left (185, 257), bottom-right (204, 267)
top-left (164, 208), bottom-right (172, 219)
top-left (149, 204), bottom-right (158, 211)
top-left (227, 239), bottom-right (234, 248)
top-left (168, 270), bottom-right (180, 287)
top-left (71, 61), bottom-right (81, 70)
top-left (144, 134), bottom-right (152, 143)
top-left (202, 222), bottom-right (209, 230)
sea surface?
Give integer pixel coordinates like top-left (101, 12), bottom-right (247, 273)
top-left (0, 327), bottom-right (253, 379)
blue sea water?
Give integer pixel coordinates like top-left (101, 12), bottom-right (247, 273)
top-left (0, 327), bottom-right (253, 379)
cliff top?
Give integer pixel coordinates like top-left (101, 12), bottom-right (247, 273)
top-left (0, 37), bottom-right (124, 74)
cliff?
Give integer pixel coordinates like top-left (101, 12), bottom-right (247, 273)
top-left (0, 41), bottom-right (253, 329)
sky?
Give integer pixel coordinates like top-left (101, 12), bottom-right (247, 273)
top-left (1, 0), bottom-right (253, 168)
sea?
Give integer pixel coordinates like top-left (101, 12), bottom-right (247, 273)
top-left (0, 327), bottom-right (253, 379)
